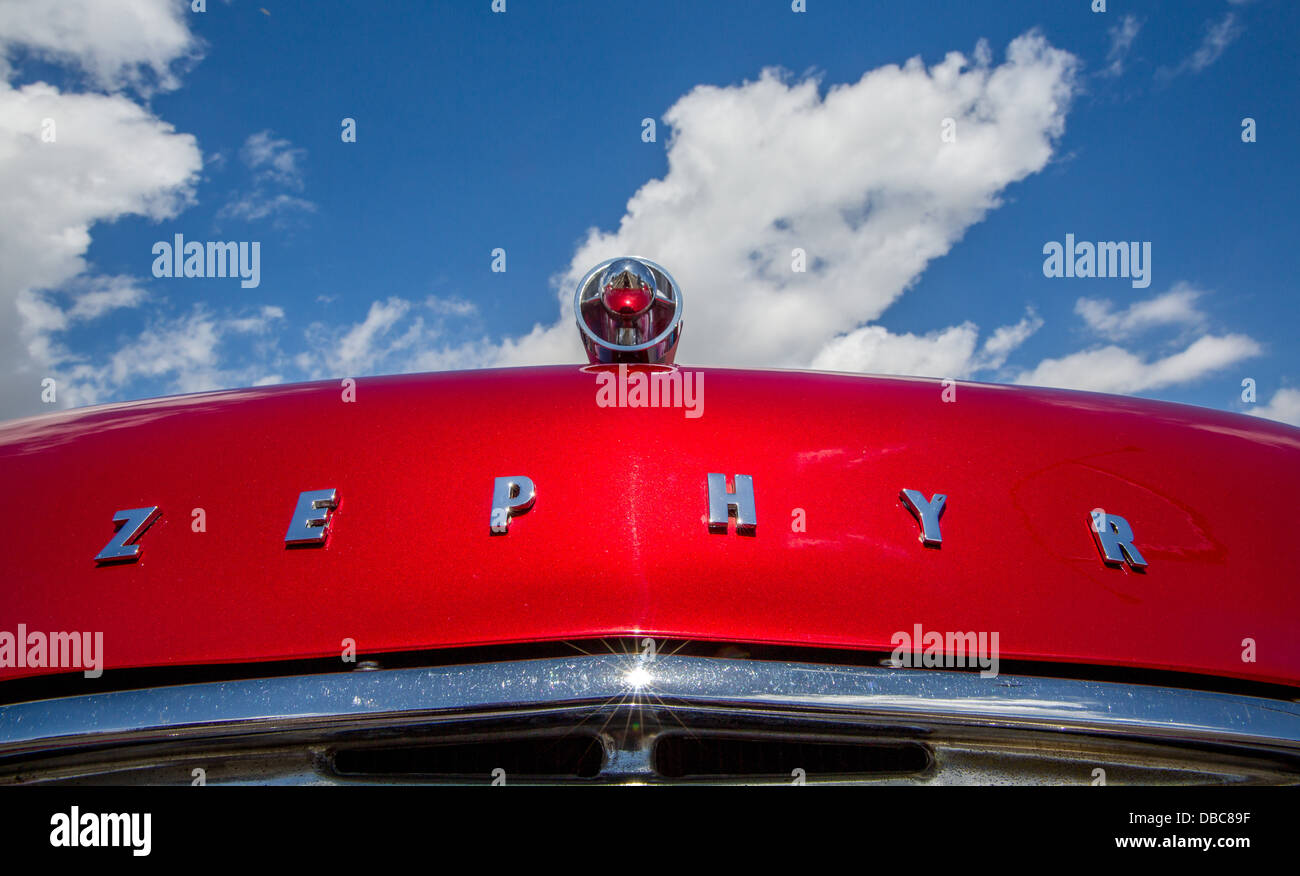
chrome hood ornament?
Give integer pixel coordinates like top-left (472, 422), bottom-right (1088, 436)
top-left (575, 257), bottom-right (683, 364)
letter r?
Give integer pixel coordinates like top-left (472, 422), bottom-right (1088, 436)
top-left (1089, 511), bottom-right (1147, 569)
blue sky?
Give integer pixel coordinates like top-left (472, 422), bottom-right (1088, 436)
top-left (1, 0), bottom-right (1297, 424)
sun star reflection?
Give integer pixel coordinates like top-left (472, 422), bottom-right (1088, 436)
top-left (624, 665), bottom-right (653, 690)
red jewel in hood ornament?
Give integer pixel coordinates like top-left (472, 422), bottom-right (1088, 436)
top-left (575, 257), bottom-right (683, 364)
top-left (602, 280), bottom-right (654, 316)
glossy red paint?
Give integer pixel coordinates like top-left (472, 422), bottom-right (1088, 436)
top-left (1, 365), bottom-right (1298, 687)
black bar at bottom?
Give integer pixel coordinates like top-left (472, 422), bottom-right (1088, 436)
top-left (0, 786), bottom-right (1289, 862)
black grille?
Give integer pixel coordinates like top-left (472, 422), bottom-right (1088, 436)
top-left (653, 735), bottom-right (931, 779)
top-left (333, 734), bottom-right (604, 779)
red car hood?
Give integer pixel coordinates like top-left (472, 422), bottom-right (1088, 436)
top-left (1, 365), bottom-right (1298, 687)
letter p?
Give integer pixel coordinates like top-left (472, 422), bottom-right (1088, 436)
top-left (490, 476), bottom-right (536, 534)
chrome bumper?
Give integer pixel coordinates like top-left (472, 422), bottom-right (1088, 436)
top-left (2, 655), bottom-right (1298, 784)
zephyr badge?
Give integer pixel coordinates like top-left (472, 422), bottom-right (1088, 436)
top-left (90, 258), bottom-right (1152, 570)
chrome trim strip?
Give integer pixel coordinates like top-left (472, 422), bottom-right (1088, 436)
top-left (1, 656), bottom-right (1298, 757)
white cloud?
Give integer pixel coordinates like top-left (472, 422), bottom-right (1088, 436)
top-left (0, 4), bottom-right (340, 419)
top-left (218, 192), bottom-right (316, 221)
top-left (0, 29), bottom-right (1087, 411)
top-left (335, 298), bottom-right (414, 373)
top-left (425, 296), bottom-right (478, 317)
top-left (1074, 283), bottom-right (1205, 340)
top-left (296, 295), bottom-right (483, 378)
top-left (1102, 14), bottom-right (1141, 77)
top-left (9, 20), bottom-right (1270, 422)
top-left (812, 322), bottom-right (982, 377)
top-left (0, 77), bottom-right (202, 418)
top-left (240, 130), bottom-right (305, 189)
top-left (54, 305), bottom-right (287, 407)
top-left (64, 275), bottom-right (149, 321)
top-left (811, 309), bottom-right (1042, 377)
top-left (14, 275), bottom-right (150, 372)
top-left (241, 33), bottom-right (1259, 410)
top-left (1014, 334), bottom-right (1261, 394)
top-left (219, 130), bottom-right (315, 222)
top-left (431, 33), bottom-right (1078, 374)
top-left (1186, 13), bottom-right (1242, 71)
top-left (980, 310), bottom-right (1045, 366)
top-left (0, 0), bottom-right (199, 94)
top-left (1158, 13), bottom-right (1242, 79)
top-left (1015, 286), bottom-right (1262, 395)
top-left (1249, 388), bottom-right (1300, 427)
